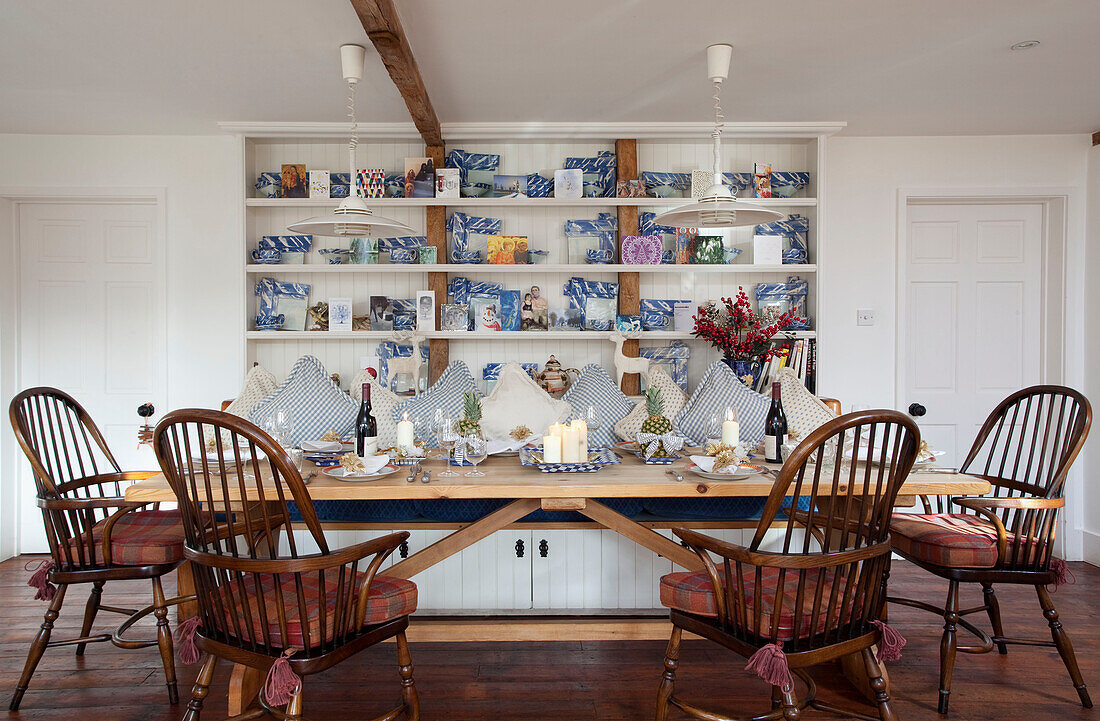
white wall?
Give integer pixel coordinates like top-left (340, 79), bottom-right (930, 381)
top-left (823, 134), bottom-right (1092, 559)
top-left (0, 134), bottom-right (243, 553)
top-left (1084, 143), bottom-right (1100, 564)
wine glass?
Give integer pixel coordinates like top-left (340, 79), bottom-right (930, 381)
top-left (706, 413), bottom-right (723, 445)
top-left (268, 408), bottom-right (294, 448)
top-left (438, 418), bottom-right (460, 477)
top-left (430, 408), bottom-right (447, 458)
top-left (583, 405), bottom-right (602, 449)
top-left (463, 435), bottom-right (487, 477)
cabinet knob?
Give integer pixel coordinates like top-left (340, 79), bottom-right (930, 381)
top-left (399, 540), bottom-right (409, 559)
top-left (908, 403), bottom-right (927, 417)
top-left (539, 539), bottom-right (549, 557)
top-left (515, 539), bottom-right (525, 558)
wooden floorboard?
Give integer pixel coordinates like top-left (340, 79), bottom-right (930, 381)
top-left (0, 555), bottom-right (1095, 720)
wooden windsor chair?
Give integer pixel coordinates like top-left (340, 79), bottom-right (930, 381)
top-left (8, 387), bottom-right (192, 711)
top-left (153, 408), bottom-right (419, 721)
top-left (656, 409), bottom-right (921, 721)
top-left (887, 385), bottom-right (1092, 713)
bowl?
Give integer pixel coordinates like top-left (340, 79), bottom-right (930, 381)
top-left (250, 248), bottom-right (281, 264)
top-left (586, 248), bottom-right (613, 264)
top-left (255, 314), bottom-right (285, 331)
top-left (453, 250), bottom-right (482, 264)
top-left (389, 248), bottom-right (418, 264)
top-left (318, 248), bottom-right (350, 265)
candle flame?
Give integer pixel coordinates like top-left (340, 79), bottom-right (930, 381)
top-left (403, 411), bottom-right (409, 421)
top-left (726, 408), bottom-right (735, 422)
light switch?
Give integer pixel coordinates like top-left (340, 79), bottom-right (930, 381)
top-left (856, 308), bottom-right (876, 326)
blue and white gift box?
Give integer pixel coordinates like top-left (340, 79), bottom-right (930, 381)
top-left (258, 235), bottom-right (313, 264)
top-left (254, 172), bottom-right (281, 198)
top-left (447, 212), bottom-right (502, 262)
top-left (769, 171), bottom-right (811, 198)
top-left (376, 340), bottom-right (429, 390)
top-left (448, 277), bottom-right (504, 308)
top-left (640, 342), bottom-right (691, 390)
top-left (446, 149), bottom-right (500, 197)
top-left (754, 214), bottom-right (809, 264)
top-left (526, 173), bottom-right (552, 198)
top-left (565, 151), bottom-right (616, 198)
top-left (564, 213), bottom-right (617, 261)
top-left (754, 276), bottom-right (811, 331)
top-left (639, 212), bottom-right (676, 238)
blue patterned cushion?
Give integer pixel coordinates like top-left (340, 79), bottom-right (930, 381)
top-left (560, 364), bottom-right (634, 448)
top-left (644, 497), bottom-right (767, 520)
top-left (675, 361), bottom-right (770, 445)
top-left (250, 356), bottom-right (357, 447)
top-left (394, 361), bottom-right (480, 446)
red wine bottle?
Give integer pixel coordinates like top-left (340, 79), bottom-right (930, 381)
top-left (356, 383), bottom-right (378, 456)
top-left (764, 382), bottom-right (788, 463)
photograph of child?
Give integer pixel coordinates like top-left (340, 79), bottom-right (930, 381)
top-left (520, 292), bottom-right (534, 330)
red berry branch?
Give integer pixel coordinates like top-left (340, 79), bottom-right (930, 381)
top-left (691, 287), bottom-right (800, 361)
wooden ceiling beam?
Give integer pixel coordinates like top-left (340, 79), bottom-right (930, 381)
top-left (1093, 131), bottom-right (1100, 146)
top-left (350, 0), bottom-right (443, 147)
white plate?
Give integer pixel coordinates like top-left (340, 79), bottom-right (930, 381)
top-left (322, 464), bottom-right (399, 481)
top-left (686, 462), bottom-right (754, 481)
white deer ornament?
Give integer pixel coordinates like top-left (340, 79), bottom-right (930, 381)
top-left (609, 331), bottom-right (651, 390)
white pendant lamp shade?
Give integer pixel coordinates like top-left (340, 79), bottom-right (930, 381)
top-left (652, 44), bottom-right (784, 230)
top-left (288, 44), bottom-right (413, 239)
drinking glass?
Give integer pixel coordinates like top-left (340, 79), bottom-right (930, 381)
top-left (430, 408), bottom-right (447, 458)
top-left (438, 418), bottom-right (460, 477)
top-left (268, 408), bottom-right (294, 447)
top-left (463, 435), bottom-right (487, 477)
top-left (706, 413), bottom-right (723, 444)
top-left (583, 405), bottom-right (602, 448)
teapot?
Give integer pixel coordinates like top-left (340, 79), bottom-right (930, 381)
top-left (537, 355), bottom-right (579, 397)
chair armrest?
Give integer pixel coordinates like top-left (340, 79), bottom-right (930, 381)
top-left (54, 471), bottom-right (161, 497)
top-left (674, 527), bottom-right (888, 570)
top-left (184, 532), bottom-right (408, 575)
top-left (953, 496), bottom-right (1064, 511)
top-left (950, 498), bottom-right (1009, 561)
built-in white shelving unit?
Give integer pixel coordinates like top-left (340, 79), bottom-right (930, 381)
top-left (235, 122), bottom-right (835, 393)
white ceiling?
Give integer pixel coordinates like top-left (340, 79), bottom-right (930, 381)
top-left (2, 0), bottom-right (1098, 136)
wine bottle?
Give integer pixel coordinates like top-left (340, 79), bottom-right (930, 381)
top-left (764, 382), bottom-right (787, 464)
top-left (356, 383), bottom-right (378, 457)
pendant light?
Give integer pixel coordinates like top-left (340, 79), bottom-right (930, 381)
top-left (288, 45), bottom-right (414, 238)
top-left (652, 44), bottom-right (783, 230)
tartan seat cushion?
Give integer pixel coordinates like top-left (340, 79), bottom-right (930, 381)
top-left (219, 573), bottom-right (417, 648)
top-left (889, 513), bottom-right (1002, 568)
top-left (59, 510), bottom-right (186, 567)
top-left (660, 566), bottom-right (860, 641)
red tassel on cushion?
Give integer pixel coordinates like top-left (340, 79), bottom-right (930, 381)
top-left (25, 560), bottom-right (56, 601)
top-left (745, 643), bottom-right (792, 688)
top-left (871, 620), bottom-right (906, 662)
top-left (174, 616), bottom-right (201, 665)
top-left (1050, 557), bottom-right (1075, 588)
top-left (263, 648), bottom-right (302, 707)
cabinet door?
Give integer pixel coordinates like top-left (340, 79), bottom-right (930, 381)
top-left (531, 529), bottom-right (605, 609)
top-left (407, 529), bottom-right (533, 610)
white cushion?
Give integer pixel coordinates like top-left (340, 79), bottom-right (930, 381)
top-left (348, 369), bottom-right (404, 447)
top-left (480, 363), bottom-right (571, 442)
top-left (675, 361), bottom-right (770, 445)
top-left (224, 364), bottom-right (279, 419)
top-left (250, 355), bottom-right (358, 447)
top-left (560, 364), bottom-right (634, 448)
top-left (778, 367), bottom-right (836, 441)
top-left (394, 361), bottom-right (480, 446)
top-left (614, 366), bottom-right (687, 442)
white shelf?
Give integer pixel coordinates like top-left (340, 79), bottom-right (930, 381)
top-left (246, 330), bottom-right (816, 341)
top-left (245, 263), bottom-right (815, 275)
top-left (245, 197), bottom-right (817, 209)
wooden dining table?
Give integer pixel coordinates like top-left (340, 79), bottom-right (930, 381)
top-left (125, 453), bottom-right (990, 713)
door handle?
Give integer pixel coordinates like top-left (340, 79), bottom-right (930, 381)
top-left (515, 539), bottom-right (525, 558)
top-left (908, 403), bottom-right (927, 417)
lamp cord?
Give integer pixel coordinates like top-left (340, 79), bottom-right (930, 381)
top-left (712, 78), bottom-right (724, 181)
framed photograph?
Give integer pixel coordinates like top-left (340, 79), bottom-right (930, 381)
top-left (441, 304), bottom-right (469, 331)
top-left (309, 170), bottom-right (330, 199)
top-left (369, 295), bottom-right (394, 331)
top-left (404, 157), bottom-right (435, 198)
top-left (280, 164), bottom-right (307, 198)
top-left (469, 296), bottom-right (502, 332)
top-left (554, 169), bottom-right (583, 199)
top-left (492, 174), bottom-right (528, 198)
top-left (416, 290), bottom-right (435, 331)
top-left (549, 307), bottom-right (583, 331)
top-left (328, 297), bottom-right (353, 332)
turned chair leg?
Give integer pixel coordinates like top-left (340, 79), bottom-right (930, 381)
top-left (151, 576), bottom-right (179, 705)
top-left (76, 580), bottom-right (105, 656)
top-left (981, 582), bottom-right (1007, 655)
top-left (182, 654), bottom-right (218, 721)
top-left (1036, 584), bottom-right (1092, 708)
top-left (861, 647), bottom-right (899, 721)
top-left (11, 583), bottom-right (68, 711)
top-left (655, 625), bottom-right (682, 721)
top-left (778, 681), bottom-right (801, 721)
top-left (396, 630), bottom-right (420, 721)
top-left (939, 580), bottom-right (960, 715)
top-left (285, 689), bottom-right (304, 721)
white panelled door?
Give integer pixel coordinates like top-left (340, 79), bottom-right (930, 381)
top-left (901, 203), bottom-right (1043, 467)
top-left (18, 201), bottom-right (165, 550)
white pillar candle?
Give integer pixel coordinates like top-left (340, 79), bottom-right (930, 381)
top-left (561, 428), bottom-right (582, 463)
top-left (542, 433), bottom-right (562, 463)
top-left (571, 419), bottom-right (588, 457)
top-left (396, 411), bottom-right (415, 453)
top-left (721, 408), bottom-right (740, 447)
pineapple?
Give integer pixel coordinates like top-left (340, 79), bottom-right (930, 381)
top-left (454, 391), bottom-right (484, 439)
top-left (639, 386), bottom-right (673, 456)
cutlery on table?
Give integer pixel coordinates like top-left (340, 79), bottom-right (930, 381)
top-left (666, 469), bottom-right (684, 483)
top-left (420, 469), bottom-right (431, 484)
top-left (406, 462), bottom-right (421, 483)
top-left (303, 471), bottom-right (316, 485)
